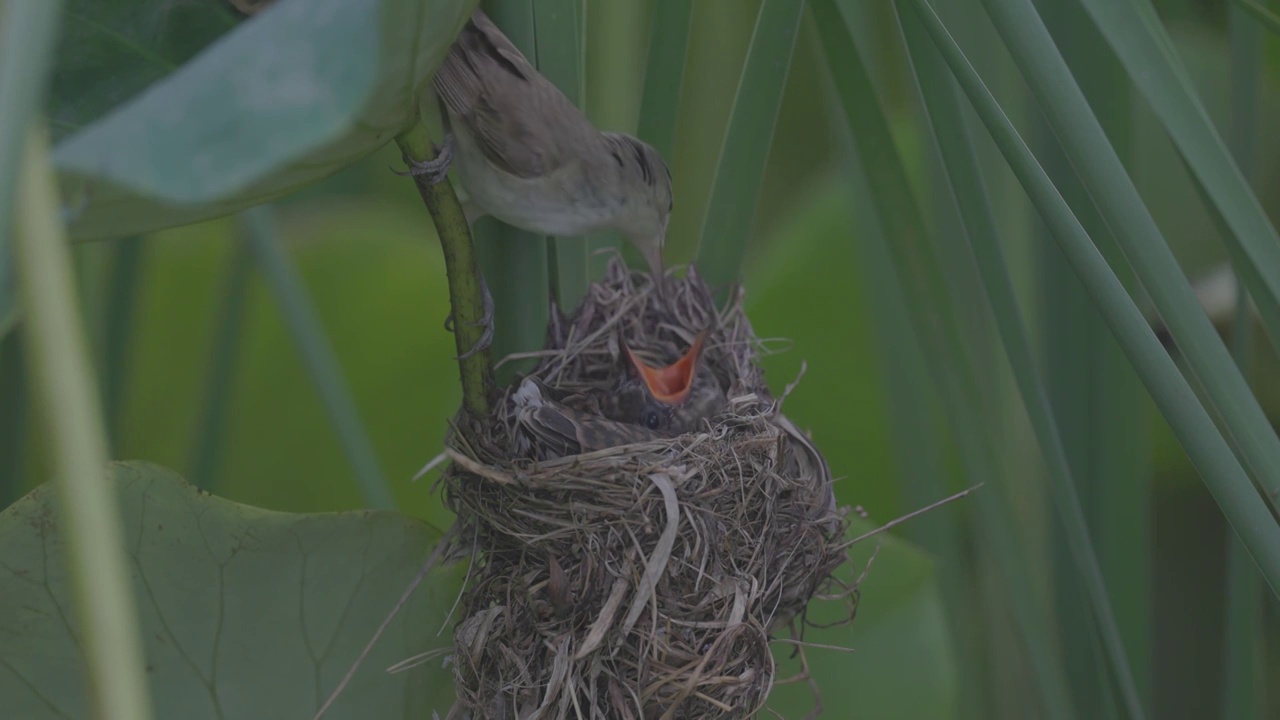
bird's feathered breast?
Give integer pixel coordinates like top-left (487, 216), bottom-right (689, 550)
top-left (432, 9), bottom-right (598, 180)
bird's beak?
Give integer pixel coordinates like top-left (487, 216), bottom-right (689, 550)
top-left (642, 239), bottom-right (665, 289)
top-left (623, 331), bottom-right (707, 405)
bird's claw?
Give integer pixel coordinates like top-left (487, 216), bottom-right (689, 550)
top-left (394, 132), bottom-right (456, 184)
top-left (446, 276), bottom-right (495, 361)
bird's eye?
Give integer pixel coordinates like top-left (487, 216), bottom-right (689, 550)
top-left (643, 411), bottom-right (662, 430)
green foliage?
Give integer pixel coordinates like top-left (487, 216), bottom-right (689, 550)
top-left (50, 0), bottom-right (478, 241)
top-left (6, 0), bottom-right (1280, 717)
top-left (102, 201), bottom-right (460, 531)
top-left (50, 1), bottom-right (239, 140)
top-left (693, 0), bottom-right (804, 300)
top-left (468, 0), bottom-right (550, 385)
top-left (0, 462), bottom-right (459, 719)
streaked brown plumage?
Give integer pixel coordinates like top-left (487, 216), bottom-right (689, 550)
top-left (514, 379), bottom-right (668, 458)
top-left (413, 9), bottom-right (673, 282)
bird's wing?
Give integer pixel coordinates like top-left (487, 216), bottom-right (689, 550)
top-left (432, 9), bottom-right (586, 179)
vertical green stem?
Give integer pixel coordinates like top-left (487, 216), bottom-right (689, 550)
top-left (16, 124), bottom-right (153, 720)
top-left (0, 329), bottom-right (27, 506)
top-left (396, 123), bottom-right (494, 421)
top-left (636, 0), bottom-right (692, 162)
top-left (1221, 3), bottom-right (1264, 718)
top-left (187, 241), bottom-right (253, 491)
top-left (1031, 2), bottom-right (1149, 715)
top-left (695, 0), bottom-right (804, 302)
top-left (100, 236), bottom-right (145, 449)
top-left (0, 0), bottom-right (60, 242)
top-left (534, 0), bottom-right (588, 309)
top-left (477, 0), bottom-right (550, 384)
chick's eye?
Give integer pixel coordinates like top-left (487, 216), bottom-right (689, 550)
top-left (643, 411), bottom-right (662, 430)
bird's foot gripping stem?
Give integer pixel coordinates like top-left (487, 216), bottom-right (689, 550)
top-left (395, 132), bottom-right (456, 184)
top-left (444, 273), bottom-right (494, 361)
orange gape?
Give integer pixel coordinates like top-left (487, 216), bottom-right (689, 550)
top-left (624, 330), bottom-right (708, 405)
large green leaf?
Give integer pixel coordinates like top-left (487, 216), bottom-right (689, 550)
top-left (0, 462), bottom-right (460, 719)
top-left (52, 0), bottom-right (477, 242)
top-left (50, 1), bottom-right (240, 141)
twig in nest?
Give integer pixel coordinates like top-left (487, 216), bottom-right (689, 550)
top-left (769, 637), bottom-right (856, 653)
top-left (838, 483), bottom-right (984, 551)
top-left (386, 646), bottom-right (451, 675)
top-left (412, 450), bottom-right (448, 482)
top-left (437, 524), bottom-right (479, 637)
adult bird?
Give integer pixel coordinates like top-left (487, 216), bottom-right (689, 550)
top-left (407, 9), bottom-right (675, 356)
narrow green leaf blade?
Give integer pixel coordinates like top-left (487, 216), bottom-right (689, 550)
top-left (613, 0), bottom-right (692, 276)
top-left (896, 8), bottom-right (1144, 717)
top-left (845, 160), bottom-right (982, 718)
top-left (1034, 2), bottom-right (1151, 714)
top-left (637, 0), bottom-right (692, 161)
top-left (1072, 0), bottom-right (1280, 364)
top-left (0, 0), bottom-right (69, 339)
top-left (898, 0), bottom-right (1280, 597)
top-left (1234, 0), bottom-right (1280, 39)
top-left (981, 0), bottom-right (1280, 515)
top-left (534, 0), bottom-right (588, 310)
top-left (17, 122), bottom-right (153, 720)
top-left (476, 0), bottom-right (549, 384)
top-left (186, 241), bottom-right (253, 492)
top-left (0, 331), bottom-right (26, 506)
top-left (1221, 4), bottom-right (1265, 718)
top-left (100, 236), bottom-right (145, 449)
top-left (242, 206), bottom-right (396, 510)
top-left (695, 0), bottom-right (803, 302)
top-left (812, 4), bottom-right (1076, 716)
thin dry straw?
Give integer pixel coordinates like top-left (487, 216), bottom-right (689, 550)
top-left (313, 524), bottom-right (461, 720)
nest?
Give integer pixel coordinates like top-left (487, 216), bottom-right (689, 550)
top-left (441, 256), bottom-right (851, 719)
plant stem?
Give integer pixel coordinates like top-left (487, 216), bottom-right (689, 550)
top-left (395, 122), bottom-right (493, 422)
top-left (243, 206), bottom-right (397, 510)
top-left (188, 240), bottom-right (253, 491)
top-left (16, 124), bottom-right (153, 720)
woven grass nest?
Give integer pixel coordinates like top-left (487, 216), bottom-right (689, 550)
top-left (441, 255), bottom-right (852, 719)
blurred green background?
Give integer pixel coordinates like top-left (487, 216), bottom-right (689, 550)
top-left (5, 0), bottom-right (1280, 717)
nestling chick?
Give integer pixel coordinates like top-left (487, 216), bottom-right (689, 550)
top-left (513, 378), bottom-right (668, 458)
top-left (608, 330), bottom-right (727, 435)
top-left (512, 331), bottom-right (725, 459)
